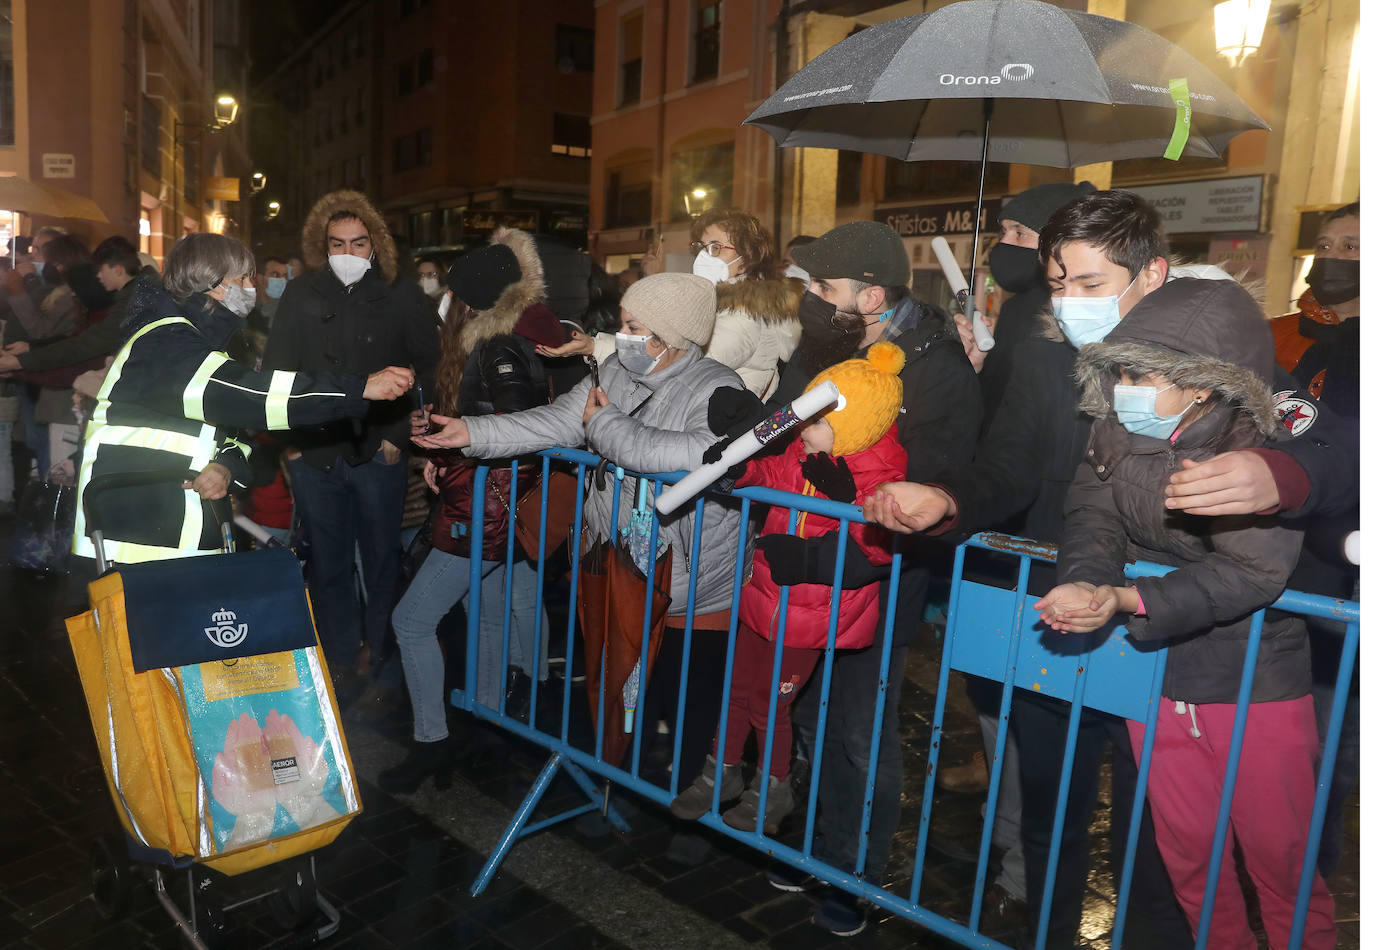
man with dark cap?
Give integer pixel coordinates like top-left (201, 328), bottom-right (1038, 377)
top-left (740, 220), bottom-right (981, 936)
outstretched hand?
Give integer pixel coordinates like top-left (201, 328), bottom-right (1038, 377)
top-left (862, 482), bottom-right (955, 534)
top-left (412, 413), bottom-right (470, 450)
top-left (1033, 582), bottom-right (1137, 633)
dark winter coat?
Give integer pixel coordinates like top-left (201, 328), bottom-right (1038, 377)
top-left (432, 229), bottom-right (564, 559)
top-left (263, 190), bottom-right (438, 468)
top-left (1061, 278), bottom-right (1309, 705)
top-left (737, 427), bottom-right (907, 649)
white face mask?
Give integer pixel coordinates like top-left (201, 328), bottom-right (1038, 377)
top-left (783, 263), bottom-right (810, 284)
top-left (419, 275), bottom-right (442, 298)
top-left (329, 252), bottom-right (372, 287)
top-left (221, 283), bottom-right (256, 318)
top-left (614, 332), bottom-right (664, 375)
top-left (692, 249), bottom-right (738, 285)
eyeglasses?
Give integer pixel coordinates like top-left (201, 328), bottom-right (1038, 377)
top-left (689, 240), bottom-right (736, 258)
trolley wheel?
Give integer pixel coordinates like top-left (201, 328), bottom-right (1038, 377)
top-left (194, 873), bottom-right (231, 950)
top-left (89, 835), bottom-right (131, 919)
top-left (267, 858), bottom-right (318, 930)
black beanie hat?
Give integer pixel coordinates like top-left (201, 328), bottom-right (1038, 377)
top-left (447, 243), bottom-right (521, 311)
top-left (999, 181), bottom-right (1097, 234)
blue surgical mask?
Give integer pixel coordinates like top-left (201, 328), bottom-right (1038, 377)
top-left (1051, 273), bottom-right (1139, 348)
top-left (1113, 382), bottom-right (1184, 439)
top-left (614, 332), bottom-right (663, 375)
top-left (265, 276), bottom-right (287, 299)
top-left (33, 260), bottom-right (46, 279)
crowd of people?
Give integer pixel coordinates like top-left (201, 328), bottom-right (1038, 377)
top-left (0, 182), bottom-right (1357, 947)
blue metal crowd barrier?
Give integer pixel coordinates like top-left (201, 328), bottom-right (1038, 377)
top-left (440, 449), bottom-right (1359, 950)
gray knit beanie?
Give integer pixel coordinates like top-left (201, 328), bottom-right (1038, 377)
top-left (620, 273), bottom-right (717, 349)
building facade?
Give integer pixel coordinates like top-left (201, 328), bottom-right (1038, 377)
top-left (0, 0), bottom-right (251, 262)
top-left (588, 0), bottom-right (1360, 311)
top-left (251, 0), bottom-right (595, 264)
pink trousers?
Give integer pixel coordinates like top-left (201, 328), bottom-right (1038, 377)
top-left (1128, 696), bottom-right (1336, 950)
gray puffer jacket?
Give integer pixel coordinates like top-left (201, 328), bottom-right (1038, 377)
top-left (464, 346), bottom-right (746, 617)
top-left (1059, 278), bottom-right (1308, 705)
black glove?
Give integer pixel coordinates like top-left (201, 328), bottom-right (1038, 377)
top-left (707, 386), bottom-right (766, 437)
top-left (756, 531), bottom-right (886, 589)
top-left (801, 452), bottom-right (857, 504)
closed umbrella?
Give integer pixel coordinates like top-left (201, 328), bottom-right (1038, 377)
top-left (745, 0), bottom-right (1268, 287)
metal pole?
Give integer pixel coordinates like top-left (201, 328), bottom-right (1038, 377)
top-left (965, 97), bottom-right (995, 314)
top-left (772, 0), bottom-right (790, 256)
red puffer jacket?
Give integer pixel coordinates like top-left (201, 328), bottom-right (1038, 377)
top-left (737, 426), bottom-right (906, 649)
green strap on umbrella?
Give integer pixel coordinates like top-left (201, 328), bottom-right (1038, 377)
top-left (1164, 77), bottom-right (1192, 160)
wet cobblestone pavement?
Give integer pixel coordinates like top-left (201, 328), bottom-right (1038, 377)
top-left (0, 550), bottom-right (1359, 948)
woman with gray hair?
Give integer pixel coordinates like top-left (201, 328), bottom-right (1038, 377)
top-left (72, 232), bottom-right (415, 568)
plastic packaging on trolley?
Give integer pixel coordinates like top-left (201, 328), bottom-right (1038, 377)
top-left (67, 547), bottom-right (361, 875)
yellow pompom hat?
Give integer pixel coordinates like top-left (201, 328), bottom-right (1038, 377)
top-left (803, 341), bottom-right (906, 456)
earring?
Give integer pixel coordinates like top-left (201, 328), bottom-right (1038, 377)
top-left (1194, 395), bottom-right (1205, 404)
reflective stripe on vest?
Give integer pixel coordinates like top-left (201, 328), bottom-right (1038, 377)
top-left (265, 370), bottom-right (294, 430)
top-left (73, 316), bottom-right (220, 562)
top-left (183, 351), bottom-right (231, 422)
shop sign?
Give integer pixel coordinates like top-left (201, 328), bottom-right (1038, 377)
top-left (205, 177), bottom-right (241, 201)
top-left (874, 198), bottom-right (1003, 238)
top-left (464, 210), bottom-right (540, 234)
top-left (1122, 176), bottom-right (1262, 233)
top-left (41, 154), bottom-right (75, 178)
top-left (1208, 234), bottom-right (1270, 274)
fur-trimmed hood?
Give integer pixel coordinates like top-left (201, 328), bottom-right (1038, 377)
top-left (714, 276), bottom-right (803, 323)
top-left (301, 189), bottom-right (399, 283)
top-left (456, 227), bottom-right (560, 351)
top-left (1075, 277), bottom-right (1278, 439)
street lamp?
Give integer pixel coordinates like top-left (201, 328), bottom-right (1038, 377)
top-left (1214, 0), bottom-right (1270, 66)
top-left (683, 186), bottom-right (711, 217)
top-left (250, 171), bottom-right (267, 195)
top-left (172, 93), bottom-right (241, 235)
top-left (266, 200), bottom-right (282, 221)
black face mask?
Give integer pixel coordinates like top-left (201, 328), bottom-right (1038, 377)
top-left (989, 242), bottom-right (1042, 294)
top-left (795, 291), bottom-right (864, 375)
top-left (1307, 258), bottom-right (1359, 307)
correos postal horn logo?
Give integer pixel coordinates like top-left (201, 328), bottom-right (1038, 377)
top-left (940, 62), bottom-right (1035, 85)
top-left (205, 606), bottom-right (248, 649)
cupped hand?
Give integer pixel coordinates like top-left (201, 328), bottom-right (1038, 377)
top-left (412, 413), bottom-right (470, 450)
top-left (861, 482), bottom-right (954, 533)
top-left (953, 311), bottom-right (992, 374)
top-left (536, 332), bottom-right (595, 359)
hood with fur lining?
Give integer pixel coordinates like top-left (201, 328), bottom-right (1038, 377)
top-left (456, 227), bottom-right (558, 351)
top-left (714, 276), bottom-right (804, 323)
top-left (301, 189), bottom-right (399, 284)
top-left (1075, 277), bottom-right (1279, 439)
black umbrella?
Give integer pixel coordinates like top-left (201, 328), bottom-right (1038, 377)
top-left (745, 0), bottom-right (1268, 289)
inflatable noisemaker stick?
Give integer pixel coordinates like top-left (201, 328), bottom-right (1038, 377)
top-left (655, 380), bottom-right (841, 516)
top-left (931, 235), bottom-right (994, 353)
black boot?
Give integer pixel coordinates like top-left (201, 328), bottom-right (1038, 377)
top-left (377, 739), bottom-right (452, 794)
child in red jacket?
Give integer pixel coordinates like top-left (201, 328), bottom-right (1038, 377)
top-left (670, 342), bottom-right (908, 833)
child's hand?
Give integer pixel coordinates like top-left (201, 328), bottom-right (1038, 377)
top-left (802, 452), bottom-right (857, 503)
top-left (1034, 581), bottom-right (1134, 633)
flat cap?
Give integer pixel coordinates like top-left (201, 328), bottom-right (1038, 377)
top-left (791, 221), bottom-right (910, 287)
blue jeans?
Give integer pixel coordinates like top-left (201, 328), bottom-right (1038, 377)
top-left (287, 452), bottom-right (407, 674)
top-left (392, 548), bottom-right (548, 743)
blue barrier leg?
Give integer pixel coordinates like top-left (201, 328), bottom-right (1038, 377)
top-left (1034, 658), bottom-right (1090, 950)
top-left (968, 553), bottom-right (1032, 933)
top-left (670, 495), bottom-right (705, 793)
top-left (559, 465), bottom-right (588, 745)
top-left (709, 497), bottom-right (750, 815)
top-left (1287, 618), bottom-right (1358, 950)
top-left (1109, 642), bottom-right (1169, 950)
top-left (853, 533), bottom-right (896, 875)
top-left (911, 543), bottom-right (967, 905)
top-left (1193, 612), bottom-right (1265, 950)
top-left (470, 751), bottom-right (564, 896)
